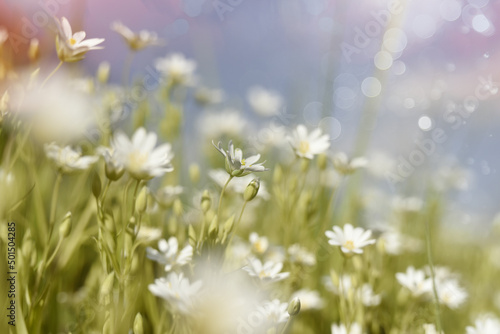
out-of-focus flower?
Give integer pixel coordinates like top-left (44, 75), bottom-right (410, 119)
top-left (111, 127), bottom-right (174, 180)
top-left (291, 289), bottom-right (324, 310)
top-left (366, 151), bottom-right (397, 179)
top-left (155, 53), bottom-right (196, 86)
top-left (195, 87), bottom-right (224, 106)
top-left (198, 109), bottom-right (247, 139)
top-left (44, 143), bottom-right (98, 173)
top-left (247, 86), bottom-right (283, 116)
top-left (136, 226), bottom-right (162, 243)
top-left (148, 272), bottom-right (202, 314)
top-left (0, 28), bottom-right (8, 46)
top-left (54, 17), bottom-right (104, 62)
top-left (423, 323), bottom-right (443, 334)
top-left (359, 284), bottom-right (381, 306)
top-left (213, 140), bottom-right (268, 177)
top-left (258, 299), bottom-right (289, 325)
top-left (325, 224), bottom-right (376, 254)
top-left (156, 186), bottom-right (184, 207)
top-left (466, 314), bottom-right (500, 334)
top-left (111, 21), bottom-right (163, 51)
top-left (436, 278), bottom-right (467, 309)
top-left (331, 322), bottom-right (362, 334)
top-left (288, 124), bottom-right (330, 159)
top-left (96, 147), bottom-right (125, 181)
top-left (379, 230), bottom-right (422, 255)
top-left (288, 244), bottom-right (316, 267)
top-left (249, 232), bottom-right (269, 255)
top-left (392, 196), bottom-right (423, 212)
top-left (147, 237), bottom-right (193, 272)
top-left (332, 152), bottom-right (368, 175)
top-left (243, 258), bottom-right (289, 283)
top-left (396, 266), bottom-right (433, 297)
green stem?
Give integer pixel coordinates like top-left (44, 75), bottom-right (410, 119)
top-left (226, 200), bottom-right (248, 250)
top-left (425, 218), bottom-right (443, 332)
top-left (40, 61), bottom-right (63, 89)
top-left (217, 175), bottom-right (233, 219)
top-left (122, 51), bottom-right (135, 87)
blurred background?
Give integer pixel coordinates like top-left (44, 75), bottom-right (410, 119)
top-left (2, 0), bottom-right (500, 230)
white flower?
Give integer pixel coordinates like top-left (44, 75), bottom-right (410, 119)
top-left (436, 278), bottom-right (467, 309)
top-left (156, 186), bottom-right (183, 207)
top-left (332, 152), bottom-right (368, 175)
top-left (258, 299), bottom-right (289, 325)
top-left (198, 109), bottom-right (247, 139)
top-left (148, 272), bottom-right (202, 314)
top-left (195, 87), bottom-right (224, 105)
top-left (243, 258), bottom-right (289, 283)
top-left (0, 27), bottom-right (8, 46)
top-left (136, 226), bottom-right (162, 243)
top-left (331, 322), bottom-right (362, 334)
top-left (54, 17), bottom-right (104, 62)
top-left (288, 124), bottom-right (330, 159)
top-left (147, 237), bottom-right (193, 272)
top-left (111, 21), bottom-right (163, 51)
top-left (111, 127), bottom-right (174, 180)
top-left (325, 224), bottom-right (376, 254)
top-left (391, 196), bottom-right (423, 212)
top-left (359, 284), bottom-right (381, 307)
top-left (395, 266), bottom-right (433, 297)
top-left (291, 289), bottom-right (324, 310)
top-left (96, 146), bottom-right (125, 181)
top-left (249, 232), bottom-right (269, 255)
top-left (155, 53), bottom-right (196, 85)
top-left (379, 230), bottom-right (422, 255)
top-left (213, 140), bottom-right (268, 177)
top-left (288, 244), bottom-right (316, 267)
top-left (423, 323), bottom-right (443, 334)
top-left (44, 143), bottom-right (98, 173)
top-left (466, 314), bottom-right (500, 334)
top-left (247, 86), bottom-right (283, 116)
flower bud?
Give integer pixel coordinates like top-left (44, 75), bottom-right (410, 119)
top-left (105, 161), bottom-right (125, 181)
top-left (133, 313), bottom-right (144, 334)
top-left (135, 187), bottom-right (148, 214)
top-left (223, 215), bottom-right (235, 234)
top-left (100, 272), bottom-right (115, 305)
top-left (92, 174), bottom-right (102, 198)
top-left (201, 190), bottom-right (211, 213)
top-left (287, 297), bottom-right (301, 316)
top-left (208, 215), bottom-right (219, 239)
top-left (189, 163), bottom-right (200, 184)
top-left (97, 61), bottom-right (110, 84)
top-left (243, 178), bottom-right (260, 202)
top-left (28, 38), bottom-right (40, 62)
top-left (173, 198), bottom-right (183, 216)
top-left (58, 212), bottom-right (72, 239)
top-left (188, 225), bottom-right (197, 249)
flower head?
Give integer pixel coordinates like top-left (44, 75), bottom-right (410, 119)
top-left (96, 146), bottom-right (125, 181)
top-left (243, 258), bottom-right (289, 283)
top-left (396, 266), bottom-right (433, 297)
top-left (332, 152), bottom-right (368, 175)
top-left (44, 143), bottom-right (98, 173)
top-left (148, 272), bottom-right (202, 314)
top-left (288, 124), bottom-right (330, 159)
top-left (325, 224), bottom-right (376, 254)
top-left (466, 314), bottom-right (500, 334)
top-left (155, 53), bottom-right (196, 86)
top-left (249, 232), bottom-right (269, 255)
top-left (288, 244), bottom-right (316, 267)
top-left (111, 21), bottom-right (163, 51)
top-left (258, 299), bottom-right (290, 325)
top-left (54, 17), bottom-right (104, 62)
top-left (213, 140), bottom-right (268, 177)
top-left (247, 86), bottom-right (283, 116)
top-left (111, 127), bottom-right (174, 180)
top-left (291, 289), bottom-right (324, 311)
top-left (331, 322), bottom-right (362, 334)
top-left (436, 278), bottom-right (467, 309)
top-left (147, 237), bottom-right (193, 272)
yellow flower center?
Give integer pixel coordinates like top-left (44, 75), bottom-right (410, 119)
top-left (299, 141), bottom-right (310, 155)
top-left (241, 158), bottom-right (246, 166)
top-left (68, 38), bottom-right (77, 45)
top-left (254, 240), bottom-right (266, 254)
top-left (343, 240), bottom-right (355, 251)
top-left (128, 151), bottom-right (149, 172)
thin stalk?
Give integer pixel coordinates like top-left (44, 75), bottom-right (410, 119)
top-left (217, 175), bottom-right (233, 219)
top-left (40, 61), bottom-right (63, 88)
top-left (226, 200), bottom-right (248, 251)
top-left (425, 218), bottom-right (443, 332)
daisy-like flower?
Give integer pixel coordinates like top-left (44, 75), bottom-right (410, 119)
top-left (395, 266), bottom-right (433, 297)
top-left (359, 284), bottom-right (381, 307)
top-left (44, 143), bottom-right (98, 173)
top-left (466, 314), bottom-right (500, 334)
top-left (148, 272), bottom-right (202, 314)
top-left (111, 21), bottom-right (163, 51)
top-left (213, 140), bottom-right (268, 177)
top-left (332, 152), bottom-right (368, 175)
top-left (54, 17), bottom-right (104, 62)
top-left (111, 127), bottom-right (174, 180)
top-left (288, 244), bottom-right (316, 267)
top-left (331, 322), bottom-right (362, 334)
top-left (155, 53), bottom-right (196, 86)
top-left (249, 232), bottom-right (269, 255)
top-left (258, 299), bottom-right (290, 325)
top-left (96, 146), bottom-right (125, 181)
top-left (146, 237), bottom-right (193, 272)
top-left (288, 124), bottom-right (330, 159)
top-left (436, 278), bottom-right (467, 309)
top-left (291, 289), bottom-right (324, 311)
top-left (243, 258), bottom-right (289, 283)
top-left (247, 86), bottom-right (283, 116)
top-left (325, 224), bottom-right (376, 254)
